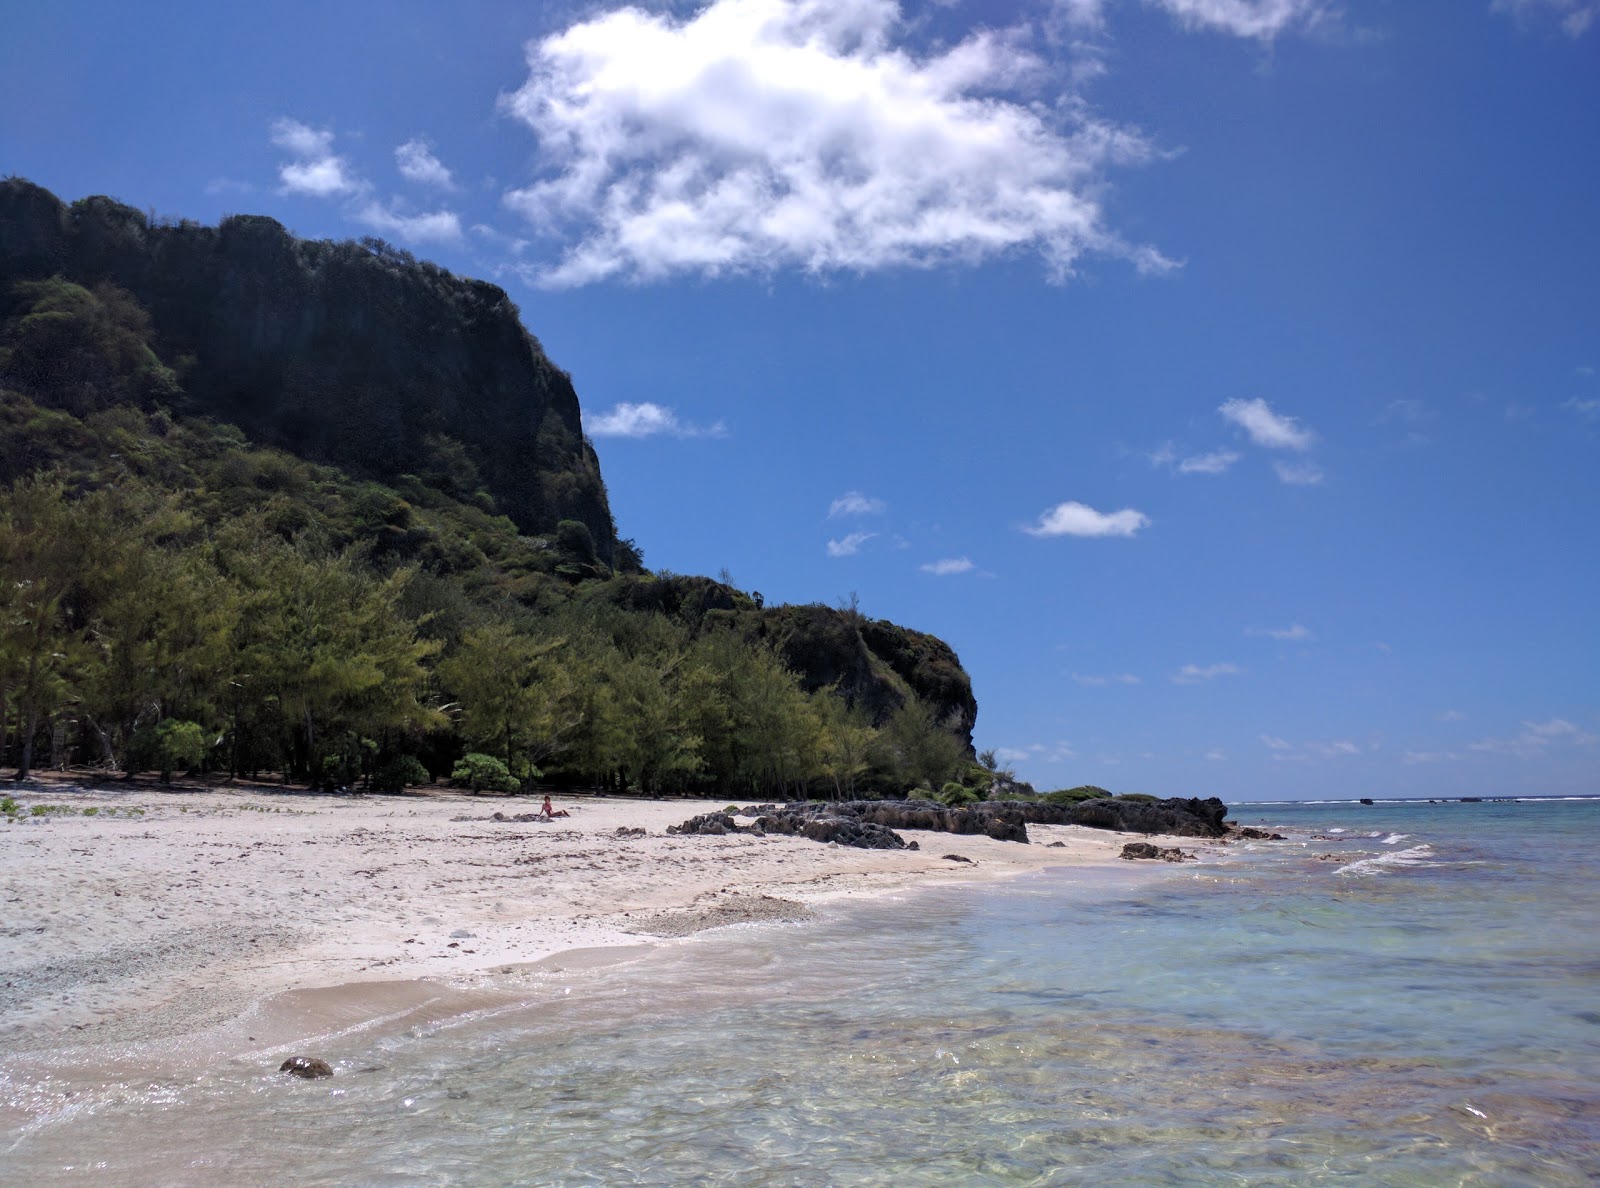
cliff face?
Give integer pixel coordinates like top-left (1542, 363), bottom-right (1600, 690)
top-left (0, 179), bottom-right (616, 560)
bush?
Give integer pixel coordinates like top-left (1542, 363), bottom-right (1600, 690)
top-left (372, 755), bottom-right (431, 793)
top-left (451, 752), bottom-right (519, 794)
top-left (934, 781), bottom-right (981, 807)
top-left (154, 718), bottom-right (209, 781)
top-left (1041, 785), bottom-right (1114, 806)
top-left (1113, 792), bottom-right (1160, 804)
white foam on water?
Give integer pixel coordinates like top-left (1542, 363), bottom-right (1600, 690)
top-left (1380, 833), bottom-right (1408, 845)
top-left (1333, 844), bottom-right (1435, 878)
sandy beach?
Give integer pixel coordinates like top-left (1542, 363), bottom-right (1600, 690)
top-left (1, 783), bottom-right (1154, 1084)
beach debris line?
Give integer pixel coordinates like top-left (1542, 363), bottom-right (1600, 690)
top-left (280, 1056), bottom-right (334, 1079)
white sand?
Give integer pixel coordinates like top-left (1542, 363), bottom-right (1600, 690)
top-left (0, 784), bottom-right (1147, 1076)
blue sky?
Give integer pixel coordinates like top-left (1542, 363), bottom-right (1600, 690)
top-left (3, 0), bottom-right (1596, 799)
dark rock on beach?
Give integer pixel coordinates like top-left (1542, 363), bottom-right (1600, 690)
top-left (1058, 796), bottom-right (1228, 838)
top-left (1120, 842), bottom-right (1195, 862)
top-left (280, 1056), bottom-right (334, 1079)
top-left (1234, 826), bottom-right (1286, 840)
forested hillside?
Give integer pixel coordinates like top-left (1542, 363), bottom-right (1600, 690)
top-left (0, 182), bottom-right (981, 799)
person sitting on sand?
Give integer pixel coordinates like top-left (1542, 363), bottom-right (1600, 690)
top-left (541, 795), bottom-right (570, 819)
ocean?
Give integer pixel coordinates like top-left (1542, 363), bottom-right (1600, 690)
top-left (4, 797), bottom-right (1598, 1185)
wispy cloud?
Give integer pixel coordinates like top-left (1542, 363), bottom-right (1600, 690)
top-left (1073, 672), bottom-right (1141, 686)
top-left (1468, 718), bottom-right (1599, 759)
top-left (827, 531), bottom-right (876, 558)
top-left (500, 0), bottom-right (1172, 287)
top-left (1260, 733), bottom-right (1292, 750)
top-left (1273, 459), bottom-right (1325, 486)
top-left (1436, 709), bottom-right (1466, 723)
top-left (271, 119), bottom-right (364, 198)
top-left (920, 557), bottom-right (975, 576)
top-left (1172, 662), bottom-right (1241, 684)
top-left (1219, 397), bottom-right (1315, 451)
top-left (1152, 0), bottom-right (1331, 40)
top-left (1204, 748), bottom-right (1228, 761)
top-left (1149, 442), bottom-right (1239, 475)
top-left (585, 401), bottom-right (727, 439)
top-left (395, 138), bottom-right (456, 190)
top-left (1025, 501), bottom-right (1149, 538)
top-left (1402, 749), bottom-right (1462, 764)
top-left (1246, 623), bottom-right (1313, 641)
top-left (1563, 397), bottom-right (1600, 420)
top-left (1492, 0), bottom-right (1598, 37)
top-left (357, 203), bottom-right (463, 245)
top-left (828, 491), bottom-right (886, 518)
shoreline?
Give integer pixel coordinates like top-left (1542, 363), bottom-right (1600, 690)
top-left (0, 785), bottom-right (1194, 1090)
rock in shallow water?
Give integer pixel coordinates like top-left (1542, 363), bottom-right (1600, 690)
top-left (280, 1056), bottom-right (333, 1079)
top-left (1119, 842), bottom-right (1195, 862)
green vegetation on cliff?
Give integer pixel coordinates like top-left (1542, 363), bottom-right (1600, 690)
top-left (0, 184), bottom-right (979, 797)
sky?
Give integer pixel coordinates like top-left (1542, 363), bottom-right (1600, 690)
top-left (2, 0), bottom-right (1597, 800)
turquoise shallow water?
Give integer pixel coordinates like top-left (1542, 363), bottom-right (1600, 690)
top-left (4, 798), bottom-right (1598, 1184)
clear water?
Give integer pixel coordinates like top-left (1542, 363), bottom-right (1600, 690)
top-left (4, 798), bottom-right (1598, 1185)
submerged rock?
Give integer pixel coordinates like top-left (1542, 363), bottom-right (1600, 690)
top-left (280, 1056), bottom-right (334, 1079)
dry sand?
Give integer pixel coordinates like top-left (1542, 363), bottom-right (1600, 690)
top-left (0, 782), bottom-right (1146, 1079)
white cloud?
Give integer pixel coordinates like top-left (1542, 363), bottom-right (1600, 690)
top-left (1492, 0), bottom-right (1598, 37)
top-left (585, 401), bottom-right (727, 438)
top-left (271, 119), bottom-right (362, 198)
top-left (1152, 0), bottom-right (1329, 39)
top-left (1073, 672), bottom-right (1141, 686)
top-left (828, 490), bottom-right (887, 518)
top-left (1172, 662), bottom-right (1240, 684)
top-left (500, 0), bottom-right (1171, 287)
top-left (920, 557), bottom-right (975, 576)
top-left (396, 138), bottom-right (456, 190)
top-left (1306, 739), bottom-right (1360, 758)
top-left (1246, 623), bottom-right (1313, 641)
top-left (1274, 459), bottom-right (1325, 486)
top-left (1436, 709), bottom-right (1466, 723)
top-left (1025, 500), bottom-right (1149, 538)
top-left (1563, 397), bottom-right (1600, 419)
top-left (1468, 717), bottom-right (1599, 758)
top-left (1259, 733), bottom-right (1292, 750)
top-left (1204, 748), bottom-right (1227, 761)
top-left (1219, 397), bottom-right (1315, 451)
top-left (1178, 449), bottom-right (1240, 475)
top-left (827, 531), bottom-right (876, 557)
top-left (1148, 443), bottom-right (1239, 475)
top-left (357, 203), bottom-right (464, 245)
top-left (995, 746), bottom-right (1033, 764)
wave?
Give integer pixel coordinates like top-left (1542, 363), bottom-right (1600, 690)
top-left (1333, 844), bottom-right (1436, 878)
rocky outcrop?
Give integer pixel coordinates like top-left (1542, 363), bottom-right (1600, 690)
top-left (738, 800), bottom-right (1029, 843)
top-left (0, 179), bottom-right (617, 561)
top-left (1055, 796), bottom-right (1228, 838)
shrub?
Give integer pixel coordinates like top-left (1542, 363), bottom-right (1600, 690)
top-left (1113, 792), bottom-right (1160, 804)
top-left (372, 755), bottom-right (431, 793)
top-left (154, 718), bottom-right (209, 781)
top-left (934, 781), bottom-right (981, 807)
top-left (451, 752), bottom-right (519, 794)
top-left (1041, 785), bottom-right (1114, 806)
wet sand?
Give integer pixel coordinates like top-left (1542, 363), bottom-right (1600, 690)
top-left (0, 784), bottom-right (1140, 1081)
